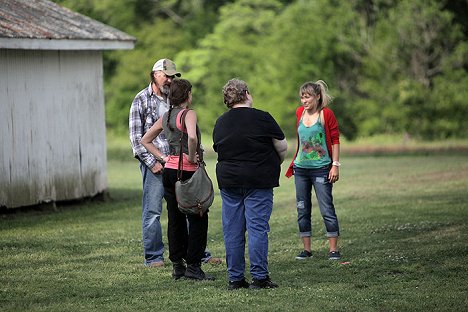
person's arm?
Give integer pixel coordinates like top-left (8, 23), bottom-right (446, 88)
top-left (262, 111), bottom-right (288, 164)
top-left (273, 138), bottom-right (288, 163)
top-left (129, 95), bottom-right (157, 169)
top-left (331, 144), bottom-right (340, 164)
top-left (326, 108), bottom-right (340, 183)
top-left (328, 143), bottom-right (340, 183)
top-left (285, 106), bottom-right (304, 178)
top-left (141, 118), bottom-right (165, 173)
top-left (184, 110), bottom-right (198, 163)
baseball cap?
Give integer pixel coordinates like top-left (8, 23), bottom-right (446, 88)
top-left (152, 58), bottom-right (181, 77)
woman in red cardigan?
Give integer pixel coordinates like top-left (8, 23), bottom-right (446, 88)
top-left (286, 80), bottom-right (342, 261)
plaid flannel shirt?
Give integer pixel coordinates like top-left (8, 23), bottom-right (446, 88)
top-left (129, 84), bottom-right (170, 169)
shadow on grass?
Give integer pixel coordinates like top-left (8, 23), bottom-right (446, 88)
top-left (0, 187), bottom-right (141, 222)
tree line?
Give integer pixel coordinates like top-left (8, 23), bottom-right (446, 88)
top-left (53, 0), bottom-right (468, 140)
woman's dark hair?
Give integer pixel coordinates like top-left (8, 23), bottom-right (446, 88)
top-left (167, 79), bottom-right (192, 131)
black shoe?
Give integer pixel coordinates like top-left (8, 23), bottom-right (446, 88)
top-left (328, 250), bottom-right (341, 260)
top-left (172, 260), bottom-right (186, 280)
top-left (295, 250), bottom-right (312, 260)
top-left (185, 263), bottom-right (215, 281)
top-left (228, 278), bottom-right (250, 290)
top-left (249, 276), bottom-right (278, 289)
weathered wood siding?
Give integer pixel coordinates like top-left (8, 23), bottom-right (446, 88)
top-left (0, 49), bottom-right (108, 208)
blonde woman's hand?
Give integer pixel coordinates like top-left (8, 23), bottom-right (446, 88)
top-left (328, 166), bottom-right (339, 183)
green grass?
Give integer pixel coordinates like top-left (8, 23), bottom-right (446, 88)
top-left (1, 139), bottom-right (468, 311)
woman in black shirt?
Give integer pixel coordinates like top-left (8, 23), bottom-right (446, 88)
top-left (213, 78), bottom-right (287, 290)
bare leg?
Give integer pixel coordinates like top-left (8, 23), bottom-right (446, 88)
top-left (328, 237), bottom-right (338, 252)
top-left (302, 236), bottom-right (311, 252)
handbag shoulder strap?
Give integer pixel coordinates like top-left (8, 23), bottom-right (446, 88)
top-left (177, 109), bottom-right (189, 180)
top-left (177, 109), bottom-right (203, 180)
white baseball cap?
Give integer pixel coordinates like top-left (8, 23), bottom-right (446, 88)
top-left (152, 58), bottom-right (181, 77)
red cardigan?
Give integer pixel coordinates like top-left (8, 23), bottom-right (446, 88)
top-left (285, 106), bottom-right (340, 178)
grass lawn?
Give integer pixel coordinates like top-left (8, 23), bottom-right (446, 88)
top-left (1, 139), bottom-right (467, 311)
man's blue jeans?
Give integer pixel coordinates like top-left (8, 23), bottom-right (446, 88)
top-left (221, 188), bottom-right (273, 281)
top-left (140, 162), bottom-right (165, 265)
top-left (294, 166), bottom-right (340, 238)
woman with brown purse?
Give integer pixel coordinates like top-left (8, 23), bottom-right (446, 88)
top-left (142, 79), bottom-right (214, 281)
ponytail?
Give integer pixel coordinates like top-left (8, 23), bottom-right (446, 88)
top-left (315, 80), bottom-right (331, 108)
top-left (166, 104), bottom-right (174, 131)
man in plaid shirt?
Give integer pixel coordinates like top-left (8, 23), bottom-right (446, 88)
top-left (129, 59), bottom-right (222, 268)
top-left (129, 59), bottom-right (222, 267)
top-left (129, 59), bottom-right (180, 267)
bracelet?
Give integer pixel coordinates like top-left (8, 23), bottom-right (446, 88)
top-left (155, 156), bottom-right (165, 164)
top-left (332, 161), bottom-right (341, 167)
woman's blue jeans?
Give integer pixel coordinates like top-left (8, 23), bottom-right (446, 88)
top-left (294, 166), bottom-right (339, 238)
top-left (221, 188), bottom-right (273, 282)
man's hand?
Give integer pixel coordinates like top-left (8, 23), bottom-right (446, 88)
top-left (151, 162), bottom-right (164, 174)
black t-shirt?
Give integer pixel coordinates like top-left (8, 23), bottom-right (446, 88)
top-left (212, 107), bottom-right (285, 189)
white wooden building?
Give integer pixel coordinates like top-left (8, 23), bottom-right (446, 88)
top-left (0, 0), bottom-right (135, 208)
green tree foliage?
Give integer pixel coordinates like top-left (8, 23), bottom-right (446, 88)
top-left (105, 19), bottom-right (187, 132)
top-left (430, 41), bottom-right (468, 138)
top-left (254, 0), bottom-right (365, 138)
top-left (355, 0), bottom-right (468, 139)
top-left (176, 0), bottom-right (284, 133)
top-left (51, 0), bottom-right (467, 139)
top-left (52, 0), bottom-right (231, 134)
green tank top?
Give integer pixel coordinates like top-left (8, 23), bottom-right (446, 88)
top-left (294, 112), bottom-right (331, 169)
